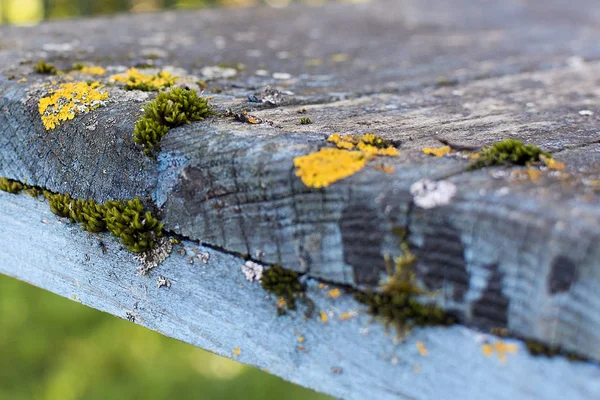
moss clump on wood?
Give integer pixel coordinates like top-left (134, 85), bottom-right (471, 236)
top-left (34, 60), bottom-right (57, 75)
top-left (0, 178), bottom-right (24, 194)
top-left (133, 88), bottom-right (212, 156)
top-left (44, 192), bottom-right (162, 253)
top-left (261, 265), bottom-right (304, 312)
top-left (354, 242), bottom-right (455, 335)
top-left (104, 198), bottom-right (163, 253)
top-left (300, 117), bottom-right (312, 125)
top-left (468, 139), bottom-right (551, 170)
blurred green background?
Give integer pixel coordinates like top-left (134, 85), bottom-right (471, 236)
top-left (0, 274), bottom-right (331, 400)
top-left (0, 1), bottom-right (335, 398)
top-left (0, 0), bottom-right (347, 24)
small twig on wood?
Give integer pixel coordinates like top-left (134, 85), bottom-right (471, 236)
top-left (435, 137), bottom-right (482, 152)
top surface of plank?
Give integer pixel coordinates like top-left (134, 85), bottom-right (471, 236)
top-left (1, 0), bottom-right (600, 365)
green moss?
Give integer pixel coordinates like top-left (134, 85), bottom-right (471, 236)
top-left (524, 339), bottom-right (587, 361)
top-left (0, 178), bottom-right (24, 194)
top-left (300, 117), bottom-right (312, 125)
top-left (43, 191), bottom-right (162, 253)
top-left (34, 60), bottom-right (57, 75)
top-left (354, 242), bottom-right (454, 335)
top-left (261, 265), bottom-right (304, 312)
top-left (133, 87), bottom-right (212, 156)
top-left (468, 139), bottom-right (551, 170)
top-left (104, 198), bottom-right (163, 253)
top-left (44, 192), bottom-right (72, 217)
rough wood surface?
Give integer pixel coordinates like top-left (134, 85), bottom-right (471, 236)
top-left (2, 191), bottom-right (600, 400)
top-left (1, 0), bottom-right (600, 395)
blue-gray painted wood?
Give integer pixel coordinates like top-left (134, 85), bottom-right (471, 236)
top-left (1, 0), bottom-right (600, 393)
top-left (2, 191), bottom-right (600, 400)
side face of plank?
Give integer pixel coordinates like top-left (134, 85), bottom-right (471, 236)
top-left (2, 191), bottom-right (600, 400)
top-left (1, 0), bottom-right (600, 373)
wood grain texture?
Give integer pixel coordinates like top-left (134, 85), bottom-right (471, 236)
top-left (1, 0), bottom-right (600, 385)
top-left (2, 191), bottom-right (600, 400)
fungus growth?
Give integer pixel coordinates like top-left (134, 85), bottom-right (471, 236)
top-left (133, 87), bottom-right (212, 156)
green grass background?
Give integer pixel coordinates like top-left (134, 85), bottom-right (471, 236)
top-left (0, 274), bottom-right (331, 400)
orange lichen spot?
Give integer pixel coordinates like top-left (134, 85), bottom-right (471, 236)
top-left (79, 65), bottom-right (106, 75)
top-left (246, 115), bottom-right (260, 124)
top-left (294, 148), bottom-right (367, 188)
top-left (38, 81), bottom-right (108, 130)
top-left (482, 340), bottom-right (518, 363)
top-left (110, 67), bottom-right (177, 91)
top-left (327, 288), bottom-right (341, 299)
top-left (297, 336), bottom-right (305, 343)
top-left (277, 297), bottom-right (287, 309)
top-left (374, 164), bottom-right (395, 174)
top-left (527, 168), bottom-right (542, 183)
top-left (318, 283), bottom-right (326, 290)
top-left (339, 312), bottom-right (355, 321)
top-left (320, 311), bottom-right (328, 323)
top-left (541, 155), bottom-right (565, 171)
top-left (416, 341), bottom-right (428, 356)
top-left (423, 146), bottom-right (451, 157)
top-left (233, 347), bottom-right (241, 357)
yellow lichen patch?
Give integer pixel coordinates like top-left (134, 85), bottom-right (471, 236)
top-left (79, 65), bottom-right (106, 75)
top-left (297, 336), bottom-right (305, 343)
top-left (482, 341), bottom-right (518, 363)
top-left (541, 155), bottom-right (565, 171)
top-left (294, 148), bottom-right (367, 188)
top-left (17, 78), bottom-right (27, 83)
top-left (110, 67), bottom-right (177, 91)
top-left (38, 81), bottom-right (108, 130)
top-left (423, 146), bottom-right (451, 157)
top-left (327, 288), bottom-right (341, 299)
top-left (357, 142), bottom-right (400, 157)
top-left (416, 341), bottom-right (428, 356)
top-left (331, 53), bottom-right (349, 63)
top-left (320, 311), bottom-right (328, 323)
top-left (296, 133), bottom-right (399, 188)
top-left (233, 347), bottom-right (241, 357)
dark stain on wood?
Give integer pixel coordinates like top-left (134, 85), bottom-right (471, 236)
top-left (471, 264), bottom-right (509, 330)
top-left (414, 223), bottom-right (469, 301)
top-left (548, 255), bottom-right (578, 294)
top-left (340, 202), bottom-right (386, 286)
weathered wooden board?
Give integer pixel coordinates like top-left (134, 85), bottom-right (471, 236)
top-left (1, 0), bottom-right (600, 395)
top-left (2, 191), bottom-right (600, 400)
